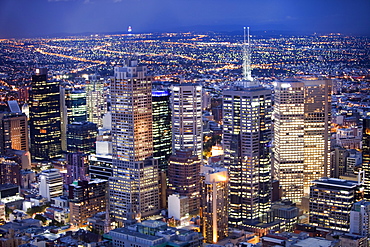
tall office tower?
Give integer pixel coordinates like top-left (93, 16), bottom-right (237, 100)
top-left (309, 178), bottom-right (363, 232)
top-left (200, 166), bottom-right (228, 244)
top-left (273, 78), bottom-right (331, 202)
top-left (29, 68), bottom-right (62, 161)
top-left (60, 87), bottom-right (87, 151)
top-left (363, 117), bottom-right (370, 199)
top-left (223, 27), bottom-right (272, 227)
top-left (69, 179), bottom-right (107, 227)
top-left (171, 83), bottom-right (203, 159)
top-left (223, 85), bottom-right (272, 226)
top-left (152, 90), bottom-right (172, 209)
top-left (0, 102), bottom-right (29, 154)
top-left (39, 169), bottom-right (63, 201)
top-left (152, 90), bottom-right (172, 172)
top-left (109, 59), bottom-right (159, 224)
top-left (86, 75), bottom-right (107, 128)
top-left (167, 150), bottom-right (201, 213)
top-left (67, 121), bottom-right (97, 154)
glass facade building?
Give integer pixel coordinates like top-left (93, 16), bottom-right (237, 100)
top-left (223, 81), bottom-right (272, 227)
top-left (29, 68), bottom-right (62, 161)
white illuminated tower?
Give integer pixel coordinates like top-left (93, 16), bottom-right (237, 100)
top-left (171, 83), bottom-right (203, 159)
top-left (273, 78), bottom-right (331, 202)
top-left (109, 59), bottom-right (159, 225)
top-left (223, 28), bottom-right (273, 226)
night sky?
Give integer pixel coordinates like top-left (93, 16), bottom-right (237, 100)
top-left (0, 0), bottom-right (369, 38)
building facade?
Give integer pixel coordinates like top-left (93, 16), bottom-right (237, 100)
top-left (167, 150), bottom-right (201, 214)
top-left (29, 68), bottom-right (62, 161)
top-left (39, 169), bottom-right (63, 201)
top-left (200, 167), bottom-right (228, 243)
top-left (223, 81), bottom-right (272, 227)
top-left (69, 179), bottom-right (108, 227)
top-left (152, 90), bottom-right (172, 172)
top-left (171, 83), bottom-right (203, 160)
top-left (86, 74), bottom-right (108, 128)
top-left (309, 178), bottom-right (363, 231)
top-left (273, 78), bottom-right (331, 202)
top-left (67, 121), bottom-right (97, 154)
top-left (363, 117), bottom-right (370, 199)
top-left (109, 60), bottom-right (159, 224)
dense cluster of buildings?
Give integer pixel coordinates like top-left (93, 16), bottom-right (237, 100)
top-left (0, 31), bottom-right (368, 247)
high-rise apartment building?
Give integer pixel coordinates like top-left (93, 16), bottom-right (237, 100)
top-left (223, 80), bottom-right (272, 226)
top-left (0, 158), bottom-right (21, 185)
top-left (273, 78), bottom-right (331, 202)
top-left (66, 152), bottom-right (88, 185)
top-left (109, 60), bottom-right (159, 224)
top-left (363, 117), bottom-right (370, 199)
top-left (29, 68), bottom-right (62, 161)
top-left (171, 83), bottom-right (203, 159)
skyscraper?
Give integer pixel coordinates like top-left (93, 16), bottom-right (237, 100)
top-left (273, 78), bottom-right (331, 202)
top-left (86, 74), bottom-right (108, 128)
top-left (60, 87), bottom-right (88, 151)
top-left (223, 28), bottom-right (272, 227)
top-left (29, 68), bottom-right (62, 161)
top-left (223, 83), bottom-right (272, 226)
top-left (168, 83), bottom-right (203, 213)
top-left (0, 102), bottom-right (29, 154)
top-left (171, 83), bottom-right (203, 159)
top-left (152, 90), bottom-right (172, 172)
top-left (200, 166), bottom-right (228, 243)
top-left (67, 121), bottom-right (97, 154)
top-left (363, 117), bottom-right (370, 199)
top-left (167, 149), bottom-right (201, 213)
top-left (109, 59), bottom-right (159, 224)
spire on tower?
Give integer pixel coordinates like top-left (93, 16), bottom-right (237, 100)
top-left (243, 27), bottom-right (253, 82)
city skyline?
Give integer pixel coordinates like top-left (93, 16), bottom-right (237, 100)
top-left (0, 0), bottom-right (370, 38)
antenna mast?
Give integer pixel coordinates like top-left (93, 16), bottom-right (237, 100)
top-left (244, 27), bottom-right (253, 82)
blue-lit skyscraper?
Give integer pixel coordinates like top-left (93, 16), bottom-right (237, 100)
top-left (152, 90), bottom-right (172, 172)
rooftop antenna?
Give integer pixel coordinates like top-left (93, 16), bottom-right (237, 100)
top-left (243, 27), bottom-right (253, 82)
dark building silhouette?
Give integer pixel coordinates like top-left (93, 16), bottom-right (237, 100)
top-left (29, 68), bottom-right (62, 161)
top-left (152, 90), bottom-right (172, 172)
top-left (67, 122), bottom-right (97, 154)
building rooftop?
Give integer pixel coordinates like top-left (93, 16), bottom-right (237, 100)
top-left (312, 177), bottom-right (361, 189)
top-left (112, 227), bottom-right (164, 241)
